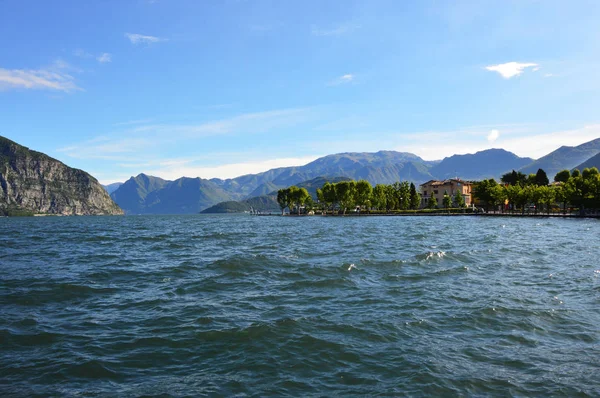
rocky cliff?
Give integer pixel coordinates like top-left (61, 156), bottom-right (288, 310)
top-left (0, 136), bottom-right (123, 215)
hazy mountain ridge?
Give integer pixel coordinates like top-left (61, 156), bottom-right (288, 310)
top-left (0, 136), bottom-right (123, 216)
top-left (102, 182), bottom-right (123, 194)
top-left (519, 138), bottom-right (600, 178)
top-left (431, 149), bottom-right (534, 180)
top-left (573, 152), bottom-right (600, 171)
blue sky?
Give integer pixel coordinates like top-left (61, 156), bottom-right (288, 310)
top-left (2, 0), bottom-right (600, 184)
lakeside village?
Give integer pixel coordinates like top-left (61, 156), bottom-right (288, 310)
top-left (274, 167), bottom-right (600, 217)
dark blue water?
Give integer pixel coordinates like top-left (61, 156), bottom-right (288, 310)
top-left (1, 215), bottom-right (599, 397)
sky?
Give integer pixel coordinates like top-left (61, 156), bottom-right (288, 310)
top-left (2, 0), bottom-right (600, 184)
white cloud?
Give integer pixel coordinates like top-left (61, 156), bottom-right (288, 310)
top-left (75, 49), bottom-right (112, 63)
top-left (311, 23), bottom-right (360, 37)
top-left (487, 129), bottom-right (500, 142)
top-left (544, 73), bottom-right (554, 78)
top-left (97, 53), bottom-right (112, 63)
top-left (485, 62), bottom-right (538, 79)
top-left (57, 137), bottom-right (153, 160)
top-left (328, 73), bottom-right (354, 86)
top-left (0, 67), bottom-right (80, 92)
top-left (129, 108), bottom-right (310, 137)
top-left (125, 33), bottom-right (167, 45)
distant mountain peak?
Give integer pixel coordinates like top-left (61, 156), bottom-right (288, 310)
top-left (429, 148), bottom-right (533, 181)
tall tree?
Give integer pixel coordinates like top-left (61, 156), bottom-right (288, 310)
top-left (473, 179), bottom-right (498, 211)
top-left (372, 184), bottom-right (387, 211)
top-left (581, 167), bottom-right (600, 211)
top-left (565, 174), bottom-right (584, 214)
top-left (392, 181), bottom-right (411, 210)
top-left (276, 188), bottom-right (290, 216)
top-left (442, 192), bottom-right (451, 210)
top-left (287, 186), bottom-right (300, 214)
top-left (321, 182), bottom-right (337, 213)
top-left (490, 185), bottom-right (506, 212)
top-left (427, 196), bottom-right (438, 209)
top-left (530, 185), bottom-right (543, 213)
top-left (534, 168), bottom-right (550, 186)
top-left (504, 184), bottom-right (521, 212)
top-left (355, 180), bottom-right (373, 212)
top-left (409, 182), bottom-right (421, 210)
top-left (519, 185), bottom-right (536, 214)
top-left (293, 187), bottom-right (310, 215)
top-left (453, 189), bottom-right (465, 208)
top-left (385, 184), bottom-right (397, 211)
top-left (316, 188), bottom-right (325, 213)
top-left (335, 181), bottom-right (356, 215)
top-left (538, 185), bottom-right (555, 214)
top-left (553, 184), bottom-right (568, 214)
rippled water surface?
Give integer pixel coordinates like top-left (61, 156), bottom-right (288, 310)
top-left (1, 215), bottom-right (600, 397)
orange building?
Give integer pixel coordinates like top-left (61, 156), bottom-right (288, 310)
top-left (420, 179), bottom-right (473, 208)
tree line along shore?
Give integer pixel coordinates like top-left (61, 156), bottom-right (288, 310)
top-left (275, 167), bottom-right (600, 217)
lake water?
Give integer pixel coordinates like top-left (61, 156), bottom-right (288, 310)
top-left (1, 215), bottom-right (599, 396)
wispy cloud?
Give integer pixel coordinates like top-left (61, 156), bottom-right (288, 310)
top-left (113, 118), bottom-right (154, 127)
top-left (0, 64), bottom-right (80, 92)
top-left (60, 108), bottom-right (312, 162)
top-left (58, 137), bottom-right (154, 160)
top-left (311, 23), bottom-right (360, 37)
top-left (97, 53), bottom-right (112, 63)
top-left (129, 108), bottom-right (310, 137)
top-left (75, 49), bottom-right (113, 64)
top-left (485, 62), bottom-right (539, 79)
top-left (328, 73), bottom-right (354, 86)
top-left (74, 49), bottom-right (93, 59)
top-left (125, 33), bottom-right (167, 45)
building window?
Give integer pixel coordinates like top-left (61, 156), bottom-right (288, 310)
top-left (423, 191), bottom-right (427, 196)
top-left (434, 190), bottom-right (438, 195)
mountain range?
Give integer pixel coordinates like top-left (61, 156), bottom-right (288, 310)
top-left (110, 138), bottom-right (600, 214)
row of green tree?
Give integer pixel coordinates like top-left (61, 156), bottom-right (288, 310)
top-left (475, 167), bottom-right (600, 213)
top-left (276, 179), bottom-right (466, 215)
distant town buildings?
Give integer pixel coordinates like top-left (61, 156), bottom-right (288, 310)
top-left (420, 179), bottom-right (473, 207)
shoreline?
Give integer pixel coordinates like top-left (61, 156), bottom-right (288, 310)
top-left (265, 212), bottom-right (600, 219)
